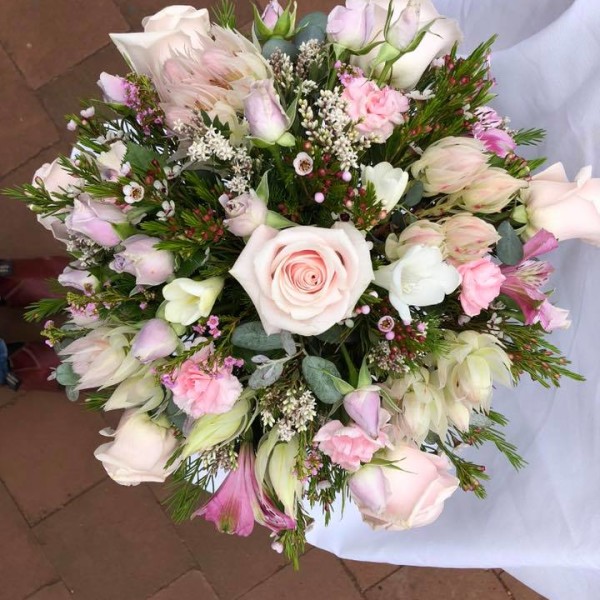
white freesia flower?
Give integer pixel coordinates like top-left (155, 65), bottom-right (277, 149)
top-left (437, 331), bottom-right (513, 412)
top-left (104, 370), bottom-right (165, 412)
top-left (59, 326), bottom-right (142, 391)
top-left (182, 396), bottom-right (251, 458)
top-left (374, 245), bottom-right (460, 322)
top-left (361, 162), bottom-right (409, 212)
top-left (162, 277), bottom-right (225, 326)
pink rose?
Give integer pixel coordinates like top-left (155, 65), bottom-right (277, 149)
top-left (244, 80), bottom-right (290, 144)
top-left (131, 319), bottom-right (179, 363)
top-left (313, 420), bottom-right (388, 472)
top-left (261, 0), bottom-right (283, 29)
top-left (58, 266), bottom-right (99, 293)
top-left (326, 1), bottom-right (377, 51)
top-left (32, 158), bottom-right (83, 197)
top-left (230, 223), bottom-right (374, 336)
top-left (443, 213), bottom-right (499, 264)
top-left (169, 346), bottom-right (243, 418)
top-left (220, 191), bottom-right (268, 237)
top-left (349, 444), bottom-right (459, 530)
top-left (66, 195), bottom-right (127, 247)
top-left (98, 72), bottom-right (129, 104)
top-left (457, 257), bottom-right (505, 317)
top-left (342, 76), bottom-right (408, 142)
top-left (523, 163), bottom-right (600, 245)
top-left (110, 235), bottom-right (174, 286)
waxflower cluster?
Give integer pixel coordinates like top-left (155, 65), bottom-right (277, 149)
top-left (10, 0), bottom-right (598, 564)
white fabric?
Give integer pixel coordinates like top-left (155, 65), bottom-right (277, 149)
top-left (306, 2), bottom-right (600, 598)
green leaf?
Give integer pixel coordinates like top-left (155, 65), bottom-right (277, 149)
top-left (177, 250), bottom-right (208, 278)
top-left (402, 181), bottom-right (424, 208)
top-left (301, 356), bottom-right (343, 404)
top-left (112, 222), bottom-right (137, 241)
top-left (256, 171), bottom-right (270, 202)
top-left (316, 325), bottom-right (346, 344)
top-left (65, 385), bottom-right (80, 402)
top-left (357, 359), bottom-right (372, 389)
top-left (124, 143), bottom-right (163, 173)
top-left (249, 362), bottom-right (284, 389)
top-left (296, 11), bottom-right (328, 31)
top-left (231, 322), bottom-right (284, 351)
top-left (55, 363), bottom-right (80, 387)
top-left (496, 221), bottom-right (524, 266)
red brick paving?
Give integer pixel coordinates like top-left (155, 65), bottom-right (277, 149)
top-left (0, 1), bottom-right (547, 598)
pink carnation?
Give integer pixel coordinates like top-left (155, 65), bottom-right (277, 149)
top-left (457, 257), bottom-right (505, 317)
top-left (342, 76), bottom-right (408, 142)
top-left (313, 420), bottom-right (388, 472)
top-left (169, 346), bottom-right (243, 418)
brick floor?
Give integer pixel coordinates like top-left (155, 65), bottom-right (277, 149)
top-left (0, 1), bottom-right (549, 599)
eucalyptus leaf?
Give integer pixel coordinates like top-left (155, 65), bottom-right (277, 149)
top-left (280, 331), bottom-right (296, 356)
top-left (232, 322), bottom-right (284, 351)
top-left (55, 363), bottom-right (80, 387)
top-left (294, 24), bottom-right (325, 46)
top-left (65, 385), bottom-right (80, 402)
top-left (296, 11), bottom-right (328, 31)
top-left (302, 356), bottom-right (343, 404)
top-left (124, 143), bottom-right (164, 173)
top-left (165, 398), bottom-right (187, 431)
top-left (402, 181), bottom-right (424, 208)
top-left (249, 362), bottom-right (284, 389)
top-left (261, 38), bottom-right (298, 60)
top-left (496, 221), bottom-right (524, 266)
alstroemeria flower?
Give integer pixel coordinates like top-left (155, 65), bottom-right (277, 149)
top-left (196, 443), bottom-right (295, 537)
top-left (500, 229), bottom-right (570, 331)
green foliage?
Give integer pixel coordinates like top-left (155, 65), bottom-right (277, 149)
top-left (212, 0), bottom-right (236, 29)
top-left (301, 356), bottom-right (343, 404)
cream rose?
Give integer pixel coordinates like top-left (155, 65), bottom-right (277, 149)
top-left (94, 410), bottom-right (179, 486)
top-left (230, 223), bottom-right (374, 336)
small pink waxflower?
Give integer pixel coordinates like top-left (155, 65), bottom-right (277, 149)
top-left (168, 345), bottom-right (243, 418)
top-left (342, 76), bottom-right (409, 142)
top-left (196, 443), bottom-right (296, 537)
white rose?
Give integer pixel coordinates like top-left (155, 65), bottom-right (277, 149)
top-left (361, 162), bottom-right (409, 212)
top-left (374, 245), bottom-right (460, 322)
top-left (162, 277), bottom-right (225, 326)
top-left (110, 6), bottom-right (210, 76)
top-left (94, 410), bottom-right (179, 486)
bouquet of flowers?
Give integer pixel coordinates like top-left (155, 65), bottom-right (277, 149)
top-left (8, 0), bottom-right (599, 563)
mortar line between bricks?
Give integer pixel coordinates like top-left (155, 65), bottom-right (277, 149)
top-left (231, 547), bottom-right (317, 600)
top-left (144, 484), bottom-right (217, 598)
top-left (23, 578), bottom-right (64, 600)
top-left (0, 141), bottom-right (62, 183)
top-left (493, 569), bottom-right (517, 599)
top-left (362, 565), bottom-right (404, 594)
top-left (338, 558), bottom-right (369, 599)
top-left (0, 478), bottom-right (36, 535)
top-left (29, 475), bottom-right (107, 528)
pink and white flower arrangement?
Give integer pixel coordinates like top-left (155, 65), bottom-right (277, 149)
top-left (9, 0), bottom-right (597, 565)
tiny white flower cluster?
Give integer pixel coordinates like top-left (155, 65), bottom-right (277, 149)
top-left (299, 89), bottom-right (371, 170)
top-left (296, 40), bottom-right (325, 79)
top-left (268, 50), bottom-right (295, 90)
top-left (197, 443), bottom-right (238, 476)
top-left (260, 385), bottom-right (317, 442)
top-left (65, 236), bottom-right (102, 268)
top-left (186, 126), bottom-right (253, 194)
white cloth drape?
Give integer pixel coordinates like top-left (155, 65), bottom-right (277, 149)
top-left (306, 2), bottom-right (600, 598)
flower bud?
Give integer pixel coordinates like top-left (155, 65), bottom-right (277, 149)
top-left (131, 319), bottom-right (179, 363)
top-left (385, 221), bottom-right (444, 261)
top-left (326, 1), bottom-right (376, 51)
top-left (452, 167), bottom-right (527, 214)
top-left (361, 162), bottom-right (409, 212)
top-left (220, 191), bottom-right (268, 237)
top-left (343, 386), bottom-right (382, 438)
top-left (411, 137), bottom-right (488, 196)
top-left (162, 277), bottom-right (225, 326)
top-left (110, 235), bottom-right (174, 286)
top-left (442, 213), bottom-right (499, 263)
top-left (244, 80), bottom-right (290, 144)
top-left (66, 195), bottom-right (127, 247)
